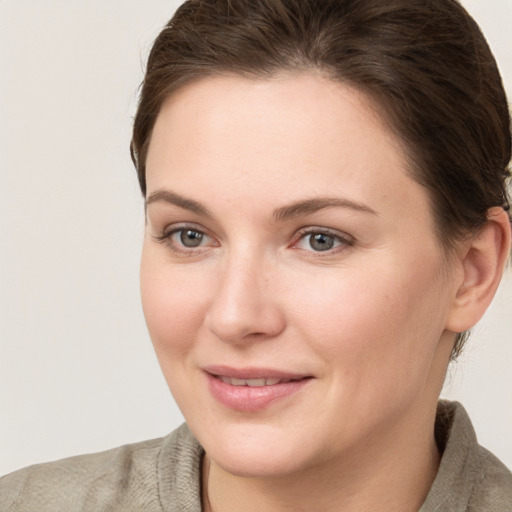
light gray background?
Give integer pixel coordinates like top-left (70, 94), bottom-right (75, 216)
top-left (1, 0), bottom-right (511, 476)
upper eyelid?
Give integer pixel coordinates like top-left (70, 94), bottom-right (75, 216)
top-left (162, 222), bottom-right (210, 236)
top-left (150, 223), bottom-right (206, 241)
top-left (166, 226), bottom-right (214, 243)
top-left (291, 227), bottom-right (354, 254)
top-left (153, 222), bottom-right (353, 249)
top-left (149, 215), bottom-right (223, 240)
top-left (162, 225), bottom-right (350, 241)
top-left (294, 226), bottom-right (353, 241)
top-left (153, 225), bottom-right (217, 255)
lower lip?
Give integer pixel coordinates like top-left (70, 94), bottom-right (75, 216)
top-left (206, 374), bottom-right (311, 412)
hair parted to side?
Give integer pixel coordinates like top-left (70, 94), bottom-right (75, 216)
top-left (131, 0), bottom-right (511, 358)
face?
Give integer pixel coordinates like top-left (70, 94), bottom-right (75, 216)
top-left (141, 74), bottom-right (459, 478)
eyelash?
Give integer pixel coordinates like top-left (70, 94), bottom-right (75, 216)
top-left (291, 227), bottom-right (354, 256)
top-left (153, 224), bottom-right (217, 255)
top-left (153, 225), bottom-right (354, 256)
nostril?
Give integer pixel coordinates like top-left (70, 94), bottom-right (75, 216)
top-left (203, 264), bottom-right (287, 343)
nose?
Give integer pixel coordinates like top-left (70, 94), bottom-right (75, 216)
top-left (204, 252), bottom-right (286, 344)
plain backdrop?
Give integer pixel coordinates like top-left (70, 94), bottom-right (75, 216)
top-left (1, 0), bottom-right (511, 476)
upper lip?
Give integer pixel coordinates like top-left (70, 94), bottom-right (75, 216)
top-left (203, 365), bottom-right (312, 380)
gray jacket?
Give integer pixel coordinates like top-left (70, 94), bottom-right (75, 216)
top-left (1, 401), bottom-right (511, 511)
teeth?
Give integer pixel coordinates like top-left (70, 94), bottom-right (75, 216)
top-left (246, 378), bottom-right (266, 387)
top-left (218, 376), bottom-right (289, 386)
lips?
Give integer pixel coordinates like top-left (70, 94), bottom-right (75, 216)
top-left (204, 366), bottom-right (312, 411)
top-left (217, 376), bottom-right (301, 387)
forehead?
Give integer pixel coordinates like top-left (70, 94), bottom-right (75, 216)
top-left (145, 73), bottom-right (432, 229)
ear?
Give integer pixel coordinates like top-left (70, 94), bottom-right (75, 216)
top-left (447, 207), bottom-right (511, 333)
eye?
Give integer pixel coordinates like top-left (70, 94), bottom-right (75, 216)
top-left (153, 225), bottom-right (218, 254)
top-left (293, 229), bottom-right (352, 253)
top-left (174, 228), bottom-right (205, 248)
top-left (306, 233), bottom-right (337, 251)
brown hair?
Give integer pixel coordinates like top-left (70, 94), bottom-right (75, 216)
top-left (131, 0), bottom-right (511, 357)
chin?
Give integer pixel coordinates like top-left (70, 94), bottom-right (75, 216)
top-left (210, 445), bottom-right (307, 479)
top-left (195, 421), bottom-right (321, 478)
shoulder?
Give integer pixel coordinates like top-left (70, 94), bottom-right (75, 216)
top-left (448, 402), bottom-right (512, 510)
top-left (0, 424), bottom-right (201, 512)
top-left (467, 443), bottom-right (512, 511)
top-left (421, 401), bottom-right (512, 512)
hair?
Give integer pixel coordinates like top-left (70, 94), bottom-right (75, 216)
top-left (131, 0), bottom-right (511, 358)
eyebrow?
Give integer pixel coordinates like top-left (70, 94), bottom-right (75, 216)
top-left (145, 189), bottom-right (378, 220)
top-left (145, 189), bottom-right (213, 218)
top-left (272, 196), bottom-right (378, 222)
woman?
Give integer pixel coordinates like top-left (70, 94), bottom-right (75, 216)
top-left (1, 0), bottom-right (511, 510)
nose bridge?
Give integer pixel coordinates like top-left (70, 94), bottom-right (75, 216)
top-left (205, 245), bottom-right (284, 343)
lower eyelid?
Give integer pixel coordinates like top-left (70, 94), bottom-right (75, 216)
top-left (167, 227), bottom-right (220, 251)
top-left (153, 224), bottom-right (351, 253)
top-left (291, 229), bottom-right (354, 254)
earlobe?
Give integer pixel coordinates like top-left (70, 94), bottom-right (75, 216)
top-left (447, 207), bottom-right (511, 333)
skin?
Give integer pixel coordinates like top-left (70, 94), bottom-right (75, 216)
top-left (140, 74), bottom-right (510, 511)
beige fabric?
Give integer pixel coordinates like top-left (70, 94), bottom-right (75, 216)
top-left (1, 401), bottom-right (511, 511)
top-left (420, 402), bottom-right (512, 511)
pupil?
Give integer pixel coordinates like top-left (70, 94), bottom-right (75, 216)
top-left (180, 230), bottom-right (203, 247)
top-left (310, 233), bottom-right (334, 251)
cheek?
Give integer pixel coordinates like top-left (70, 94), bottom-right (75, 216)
top-left (293, 262), bottom-right (447, 372)
top-left (140, 246), bottom-right (210, 358)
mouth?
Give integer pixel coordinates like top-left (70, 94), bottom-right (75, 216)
top-left (216, 376), bottom-right (305, 387)
top-left (203, 366), bottom-right (313, 411)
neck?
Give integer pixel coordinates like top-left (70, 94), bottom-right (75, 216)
top-left (202, 406), bottom-right (440, 512)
